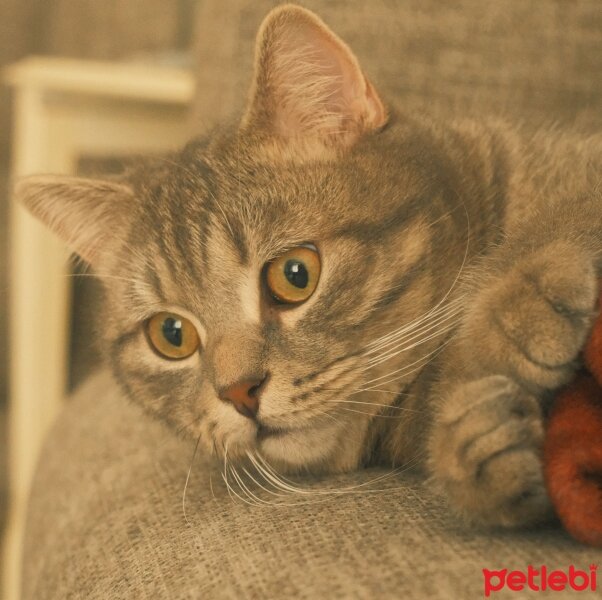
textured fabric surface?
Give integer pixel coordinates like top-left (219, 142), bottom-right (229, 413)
top-left (192, 0), bottom-right (602, 131)
top-left (23, 372), bottom-right (602, 599)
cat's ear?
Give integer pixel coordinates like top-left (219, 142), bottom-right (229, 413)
top-left (243, 4), bottom-right (388, 148)
top-left (15, 175), bottom-right (134, 265)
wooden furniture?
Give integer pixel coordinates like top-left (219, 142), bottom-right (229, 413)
top-left (3, 56), bottom-right (194, 600)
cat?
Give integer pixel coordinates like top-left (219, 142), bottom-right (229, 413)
top-left (17, 4), bottom-right (602, 528)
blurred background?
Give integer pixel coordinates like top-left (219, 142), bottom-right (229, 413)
top-left (0, 0), bottom-right (201, 576)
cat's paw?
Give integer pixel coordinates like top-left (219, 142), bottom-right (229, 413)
top-left (429, 375), bottom-right (553, 527)
top-left (466, 241), bottom-right (598, 390)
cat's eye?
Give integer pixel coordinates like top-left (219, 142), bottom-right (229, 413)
top-left (146, 312), bottom-right (200, 359)
top-left (265, 245), bottom-right (321, 304)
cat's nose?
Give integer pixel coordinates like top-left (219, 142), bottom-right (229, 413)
top-left (219, 374), bottom-right (268, 419)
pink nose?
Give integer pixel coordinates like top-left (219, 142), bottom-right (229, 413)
top-left (219, 375), bottom-right (267, 419)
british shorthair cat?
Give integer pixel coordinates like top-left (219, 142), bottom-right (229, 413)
top-left (17, 5), bottom-right (602, 527)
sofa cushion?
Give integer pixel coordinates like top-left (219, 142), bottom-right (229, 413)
top-left (22, 372), bottom-right (601, 599)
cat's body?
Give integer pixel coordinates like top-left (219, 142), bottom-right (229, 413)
top-left (18, 5), bottom-right (602, 528)
top-left (370, 117), bottom-right (602, 525)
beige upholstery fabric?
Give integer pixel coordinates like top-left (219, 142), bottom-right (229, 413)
top-left (23, 373), bottom-right (602, 599)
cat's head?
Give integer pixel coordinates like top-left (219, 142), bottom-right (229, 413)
top-left (18, 5), bottom-right (463, 472)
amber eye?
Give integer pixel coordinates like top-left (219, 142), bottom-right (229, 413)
top-left (265, 245), bottom-right (321, 304)
top-left (146, 312), bottom-right (200, 359)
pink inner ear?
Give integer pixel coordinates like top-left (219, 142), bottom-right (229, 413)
top-left (16, 175), bottom-right (133, 265)
top-left (250, 6), bottom-right (388, 145)
top-left (268, 31), bottom-right (349, 137)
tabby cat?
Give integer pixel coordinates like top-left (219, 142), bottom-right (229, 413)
top-left (17, 5), bottom-right (602, 527)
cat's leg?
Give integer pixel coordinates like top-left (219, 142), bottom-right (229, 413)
top-left (428, 199), bottom-right (601, 527)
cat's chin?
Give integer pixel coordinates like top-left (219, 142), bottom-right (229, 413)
top-left (257, 421), bottom-right (341, 470)
top-left (211, 422), bottom-right (339, 470)
top-left (207, 414), bottom-right (350, 471)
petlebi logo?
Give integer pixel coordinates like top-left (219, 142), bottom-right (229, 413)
top-left (483, 564), bottom-right (597, 597)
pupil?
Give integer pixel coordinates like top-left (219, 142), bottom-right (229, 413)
top-left (284, 260), bottom-right (308, 289)
top-left (162, 317), bottom-right (182, 347)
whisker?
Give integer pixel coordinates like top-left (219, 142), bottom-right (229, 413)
top-left (222, 445), bottom-right (259, 507)
top-left (362, 335), bottom-right (455, 389)
top-left (182, 430), bottom-right (202, 526)
top-left (300, 404), bottom-right (344, 425)
top-left (250, 452), bottom-right (305, 490)
top-left (363, 320), bottom-right (458, 373)
top-left (222, 444), bottom-right (235, 502)
top-left (361, 334), bottom-right (454, 386)
top-left (366, 295), bottom-right (464, 353)
top-left (248, 453), bottom-right (311, 495)
top-left (209, 471), bottom-right (216, 502)
top-left (241, 464), bottom-right (291, 498)
top-left (240, 463), bottom-right (328, 507)
top-left (328, 388), bottom-right (411, 397)
top-left (250, 452), bottom-right (414, 496)
top-left (337, 407), bottom-right (411, 420)
top-left (226, 465), bottom-right (262, 507)
top-left (363, 308), bottom-right (461, 368)
top-left (323, 398), bottom-right (423, 414)
top-left (228, 464), bottom-right (266, 507)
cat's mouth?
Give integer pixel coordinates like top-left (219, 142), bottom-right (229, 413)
top-left (255, 416), bottom-right (331, 444)
top-left (256, 423), bottom-right (299, 441)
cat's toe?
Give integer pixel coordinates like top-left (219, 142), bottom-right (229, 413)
top-left (475, 443), bottom-right (552, 527)
top-left (429, 375), bottom-right (553, 527)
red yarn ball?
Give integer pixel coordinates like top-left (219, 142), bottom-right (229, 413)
top-left (544, 376), bottom-right (602, 546)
